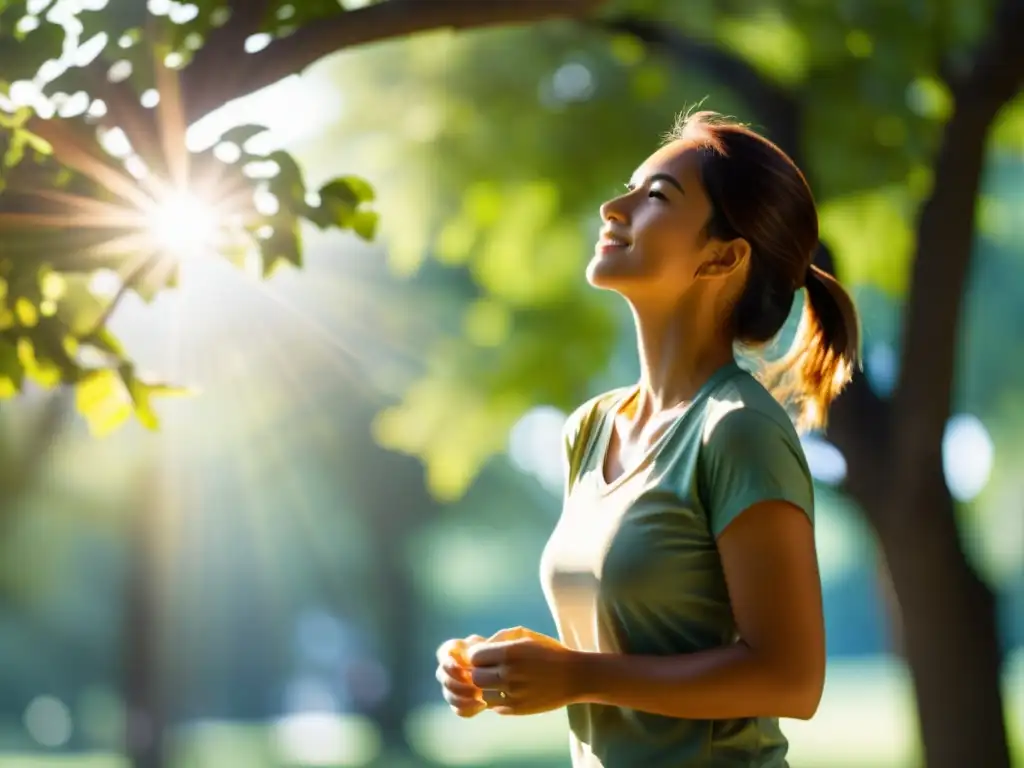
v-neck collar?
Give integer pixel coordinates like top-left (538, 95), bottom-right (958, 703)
top-left (594, 360), bottom-right (742, 495)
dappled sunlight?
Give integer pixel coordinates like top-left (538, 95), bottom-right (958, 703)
top-left (409, 704), bottom-right (570, 765)
top-left (811, 492), bottom-right (871, 586)
top-left (942, 413), bottom-right (994, 502)
top-left (865, 340), bottom-right (898, 397)
top-left (800, 434), bottom-right (848, 484)
top-left (22, 695), bottom-right (73, 749)
top-left (508, 405), bottom-right (570, 495)
top-left (273, 712), bottom-right (380, 766)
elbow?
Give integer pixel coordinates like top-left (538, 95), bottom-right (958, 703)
top-left (782, 668), bottom-right (824, 721)
top-left (787, 689), bottom-right (822, 721)
top-left (759, 647), bottom-right (824, 720)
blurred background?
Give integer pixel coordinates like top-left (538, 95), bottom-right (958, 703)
top-left (0, 0), bottom-right (1022, 767)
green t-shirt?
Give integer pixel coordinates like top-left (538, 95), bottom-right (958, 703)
top-left (540, 360), bottom-right (815, 768)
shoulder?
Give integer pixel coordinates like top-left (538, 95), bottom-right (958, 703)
top-left (563, 387), bottom-right (630, 445)
top-left (701, 369), bottom-right (802, 451)
top-left (561, 387), bottom-right (630, 487)
top-left (696, 370), bottom-right (814, 536)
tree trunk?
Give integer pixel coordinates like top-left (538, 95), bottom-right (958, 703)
top-left (879, 457), bottom-right (1008, 767)
top-left (879, 2), bottom-right (1023, 764)
top-left (367, 526), bottom-right (421, 760)
top-left (345, 415), bottom-right (440, 760)
top-left (601, 4), bottom-right (1024, 766)
top-left (123, 464), bottom-right (170, 768)
top-left (366, 501), bottom-right (421, 756)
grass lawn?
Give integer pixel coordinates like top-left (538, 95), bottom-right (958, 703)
top-left (1, 655), bottom-right (1020, 768)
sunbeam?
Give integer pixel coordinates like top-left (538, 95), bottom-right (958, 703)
top-left (143, 189), bottom-right (222, 261)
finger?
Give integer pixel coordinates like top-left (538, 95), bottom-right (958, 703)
top-left (487, 626), bottom-right (534, 643)
top-left (441, 659), bottom-right (474, 683)
top-left (436, 662), bottom-right (478, 688)
top-left (444, 692), bottom-right (487, 718)
top-left (456, 638), bottom-right (487, 667)
top-left (470, 665), bottom-right (506, 689)
top-left (437, 638), bottom-right (466, 665)
top-left (467, 641), bottom-right (516, 667)
top-left (450, 635), bottom-right (487, 666)
top-left (481, 689), bottom-right (511, 708)
top-left (437, 670), bottom-right (481, 699)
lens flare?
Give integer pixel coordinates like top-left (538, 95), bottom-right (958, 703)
top-left (145, 189), bottom-right (221, 260)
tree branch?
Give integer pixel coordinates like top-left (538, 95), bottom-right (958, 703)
top-left (182, 0), bottom-right (610, 125)
top-left (180, 0), bottom-right (274, 125)
top-left (893, 0), bottom-right (1024, 460)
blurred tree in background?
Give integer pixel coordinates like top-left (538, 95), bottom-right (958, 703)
top-left (1, 1), bottom-right (1022, 767)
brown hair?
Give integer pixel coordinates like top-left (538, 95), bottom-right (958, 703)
top-left (668, 111), bottom-right (861, 431)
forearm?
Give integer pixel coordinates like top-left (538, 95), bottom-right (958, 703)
top-left (568, 642), bottom-right (822, 721)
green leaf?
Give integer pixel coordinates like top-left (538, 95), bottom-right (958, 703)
top-left (217, 123), bottom-right (271, 149)
top-left (351, 209), bottom-right (379, 241)
top-left (0, 14), bottom-right (65, 84)
top-left (267, 0), bottom-right (346, 30)
top-left (266, 150), bottom-right (307, 209)
top-left (717, 11), bottom-right (810, 86)
top-left (307, 176), bottom-right (373, 231)
top-left (991, 94), bottom-right (1024, 152)
top-left (0, 337), bottom-right (23, 397)
top-left (323, 175), bottom-right (376, 205)
top-left (82, 327), bottom-right (126, 358)
top-left (15, 337), bottom-right (56, 388)
top-left (117, 364), bottom-right (157, 429)
top-left (259, 219), bottom-right (302, 277)
top-left (75, 368), bottom-right (132, 437)
top-left (818, 185), bottom-right (915, 294)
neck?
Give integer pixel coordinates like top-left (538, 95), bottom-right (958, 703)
top-left (628, 301), bottom-right (735, 414)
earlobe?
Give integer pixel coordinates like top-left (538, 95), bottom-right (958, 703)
top-left (696, 238), bottom-right (751, 279)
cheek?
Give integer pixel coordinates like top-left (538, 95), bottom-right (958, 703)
top-left (587, 208), bottom-right (703, 292)
top-left (637, 219), bottom-right (701, 280)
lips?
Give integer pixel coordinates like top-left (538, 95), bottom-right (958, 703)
top-left (597, 230), bottom-right (631, 249)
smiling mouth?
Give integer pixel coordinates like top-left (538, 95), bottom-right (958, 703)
top-left (597, 235), bottom-right (631, 251)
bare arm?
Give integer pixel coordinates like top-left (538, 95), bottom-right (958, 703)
top-left (568, 500), bottom-right (826, 720)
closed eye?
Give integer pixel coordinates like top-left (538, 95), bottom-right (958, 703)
top-left (624, 182), bottom-right (669, 202)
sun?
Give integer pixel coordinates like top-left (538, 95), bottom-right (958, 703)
top-left (144, 189), bottom-right (223, 261)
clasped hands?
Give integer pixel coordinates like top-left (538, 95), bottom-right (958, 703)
top-left (435, 626), bottom-right (580, 717)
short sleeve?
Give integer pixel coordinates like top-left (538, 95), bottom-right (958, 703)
top-left (561, 403), bottom-right (590, 491)
top-left (562, 390), bottom-right (624, 491)
top-left (699, 408), bottom-right (814, 539)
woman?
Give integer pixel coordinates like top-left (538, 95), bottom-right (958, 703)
top-left (434, 111), bottom-right (860, 767)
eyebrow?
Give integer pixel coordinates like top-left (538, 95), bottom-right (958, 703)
top-left (629, 173), bottom-right (685, 196)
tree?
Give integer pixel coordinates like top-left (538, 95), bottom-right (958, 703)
top-left (0, 2), bottom-right (607, 766)
top-left (594, 6), bottom-right (1024, 766)
top-left (298, 3), bottom-right (1024, 767)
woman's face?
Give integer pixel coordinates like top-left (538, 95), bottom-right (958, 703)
top-left (587, 140), bottom-right (723, 304)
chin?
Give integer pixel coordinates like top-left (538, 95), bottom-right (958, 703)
top-left (586, 254), bottom-right (634, 291)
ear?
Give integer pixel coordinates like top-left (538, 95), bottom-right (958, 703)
top-left (695, 237), bottom-right (751, 280)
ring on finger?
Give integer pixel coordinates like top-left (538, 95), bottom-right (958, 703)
top-left (482, 689), bottom-right (508, 706)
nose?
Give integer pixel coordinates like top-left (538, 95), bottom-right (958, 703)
top-left (599, 194), bottom-right (629, 225)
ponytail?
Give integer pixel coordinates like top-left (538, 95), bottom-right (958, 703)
top-left (764, 264), bottom-right (861, 431)
top-left (667, 110), bottom-right (861, 429)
